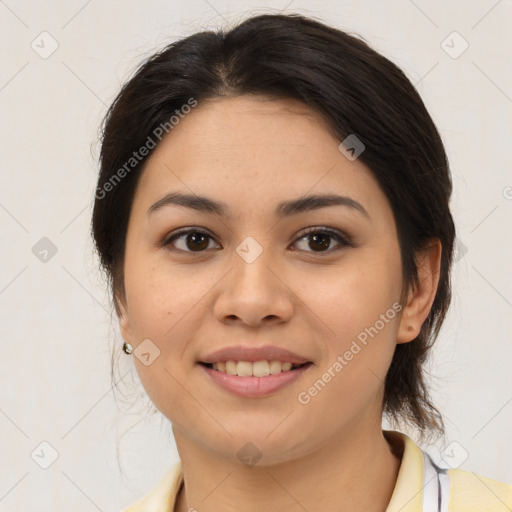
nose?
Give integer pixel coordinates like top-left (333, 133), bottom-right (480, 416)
top-left (213, 247), bottom-right (295, 328)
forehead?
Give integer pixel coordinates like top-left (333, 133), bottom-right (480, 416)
top-left (145, 95), bottom-right (338, 171)
top-left (132, 95), bottom-right (386, 219)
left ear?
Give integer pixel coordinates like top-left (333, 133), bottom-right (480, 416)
top-left (397, 239), bottom-right (442, 344)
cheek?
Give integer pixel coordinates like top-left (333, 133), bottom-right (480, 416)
top-left (123, 247), bottom-right (208, 338)
top-left (302, 248), bottom-right (402, 338)
top-left (296, 246), bottom-right (402, 402)
top-left (296, 303), bottom-right (400, 435)
top-left (122, 250), bottom-right (222, 417)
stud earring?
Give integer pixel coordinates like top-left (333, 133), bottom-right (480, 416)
top-left (123, 342), bottom-right (133, 355)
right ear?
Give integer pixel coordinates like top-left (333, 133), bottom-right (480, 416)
top-left (117, 299), bottom-right (133, 345)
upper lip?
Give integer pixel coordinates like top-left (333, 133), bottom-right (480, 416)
top-left (200, 345), bottom-right (311, 364)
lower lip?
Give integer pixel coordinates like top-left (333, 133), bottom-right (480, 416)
top-left (199, 363), bottom-right (313, 398)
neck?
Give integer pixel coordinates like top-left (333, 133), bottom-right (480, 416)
top-left (173, 422), bottom-right (402, 512)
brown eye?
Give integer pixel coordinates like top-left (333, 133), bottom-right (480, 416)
top-left (164, 229), bottom-right (220, 252)
top-left (163, 226), bottom-right (351, 255)
top-left (292, 227), bottom-right (351, 253)
top-left (184, 232), bottom-right (209, 251)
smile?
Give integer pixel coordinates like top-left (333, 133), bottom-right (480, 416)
top-left (199, 361), bottom-right (313, 398)
top-left (202, 360), bottom-right (307, 377)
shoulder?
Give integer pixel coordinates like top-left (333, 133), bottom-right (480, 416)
top-left (121, 461), bottom-right (183, 512)
top-left (383, 430), bottom-right (512, 511)
top-left (446, 467), bottom-right (512, 511)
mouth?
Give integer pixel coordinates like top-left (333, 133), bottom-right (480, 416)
top-left (198, 360), bottom-right (313, 398)
top-left (199, 360), bottom-right (312, 377)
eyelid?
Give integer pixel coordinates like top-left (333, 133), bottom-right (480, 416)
top-left (162, 226), bottom-right (219, 248)
top-left (162, 226), bottom-right (353, 253)
top-left (295, 226), bottom-right (352, 247)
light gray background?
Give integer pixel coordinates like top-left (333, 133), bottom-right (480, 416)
top-left (1, 1), bottom-right (511, 510)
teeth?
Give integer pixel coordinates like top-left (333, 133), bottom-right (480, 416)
top-left (212, 360), bottom-right (300, 377)
top-left (269, 360), bottom-right (282, 375)
top-left (237, 361), bottom-right (253, 377)
top-left (253, 360), bottom-right (270, 377)
top-left (225, 360), bottom-right (237, 375)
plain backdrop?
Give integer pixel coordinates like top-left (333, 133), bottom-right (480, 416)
top-left (1, 1), bottom-right (511, 510)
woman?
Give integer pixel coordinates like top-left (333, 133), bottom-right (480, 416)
top-left (91, 13), bottom-right (512, 512)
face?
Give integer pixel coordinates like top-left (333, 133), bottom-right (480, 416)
top-left (118, 95), bottom-right (408, 465)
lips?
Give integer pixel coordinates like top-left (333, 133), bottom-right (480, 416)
top-left (199, 361), bottom-right (313, 398)
top-left (197, 345), bottom-right (313, 397)
top-left (199, 345), bottom-right (311, 365)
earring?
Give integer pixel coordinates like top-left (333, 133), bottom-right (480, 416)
top-left (123, 342), bottom-right (133, 355)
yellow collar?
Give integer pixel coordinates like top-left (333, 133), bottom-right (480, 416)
top-left (384, 429), bottom-right (426, 511)
top-left (122, 429), bottom-right (512, 512)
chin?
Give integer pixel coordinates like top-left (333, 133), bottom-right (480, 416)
top-left (208, 430), bottom-right (310, 467)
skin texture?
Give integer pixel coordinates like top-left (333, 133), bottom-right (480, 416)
top-left (118, 95), bottom-right (441, 512)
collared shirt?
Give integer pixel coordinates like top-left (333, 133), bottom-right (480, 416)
top-left (122, 430), bottom-right (512, 511)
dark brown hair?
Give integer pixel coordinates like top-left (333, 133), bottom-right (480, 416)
top-left (91, 13), bottom-right (455, 439)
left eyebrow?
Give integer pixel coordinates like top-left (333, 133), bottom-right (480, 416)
top-left (277, 193), bottom-right (369, 219)
top-left (147, 192), bottom-right (369, 219)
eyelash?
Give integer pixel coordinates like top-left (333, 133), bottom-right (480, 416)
top-left (162, 226), bottom-right (353, 255)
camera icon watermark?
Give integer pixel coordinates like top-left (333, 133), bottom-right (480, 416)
top-left (133, 338), bottom-right (161, 366)
top-left (338, 134), bottom-right (365, 161)
top-left (236, 236), bottom-right (263, 264)
top-left (31, 31), bottom-right (59, 59)
top-left (31, 441), bottom-right (59, 469)
top-left (32, 237), bottom-right (58, 263)
top-left (236, 442), bottom-right (262, 467)
top-left (441, 31), bottom-right (469, 59)
top-left (453, 238), bottom-right (468, 263)
top-left (441, 441), bottom-right (469, 469)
